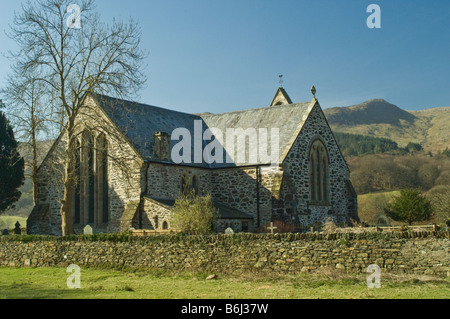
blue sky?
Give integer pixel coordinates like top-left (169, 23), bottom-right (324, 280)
top-left (0, 0), bottom-right (449, 114)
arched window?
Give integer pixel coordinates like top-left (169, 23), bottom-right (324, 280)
top-left (75, 131), bottom-right (109, 230)
top-left (162, 221), bottom-right (168, 230)
top-left (309, 139), bottom-right (329, 204)
top-left (74, 140), bottom-right (81, 224)
top-left (181, 174), bottom-right (189, 196)
top-left (192, 175), bottom-right (198, 196)
top-left (97, 133), bottom-right (109, 224)
top-left (82, 131), bottom-right (95, 224)
top-left (181, 173), bottom-right (199, 196)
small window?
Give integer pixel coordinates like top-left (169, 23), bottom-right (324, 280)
top-left (192, 175), bottom-right (198, 195)
top-left (162, 221), bottom-right (168, 230)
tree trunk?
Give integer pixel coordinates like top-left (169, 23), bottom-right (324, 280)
top-left (60, 120), bottom-right (76, 236)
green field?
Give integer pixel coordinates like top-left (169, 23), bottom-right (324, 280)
top-left (0, 267), bottom-right (448, 299)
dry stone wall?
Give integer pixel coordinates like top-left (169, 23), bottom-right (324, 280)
top-left (1, 232), bottom-right (448, 278)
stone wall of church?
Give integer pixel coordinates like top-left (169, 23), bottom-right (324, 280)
top-left (32, 136), bottom-right (67, 235)
top-left (136, 198), bottom-right (172, 230)
top-left (145, 164), bottom-right (270, 232)
top-left (276, 102), bottom-right (357, 229)
top-left (210, 167), bottom-right (274, 231)
top-left (146, 163), bottom-right (211, 199)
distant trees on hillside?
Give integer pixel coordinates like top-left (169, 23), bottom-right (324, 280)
top-left (348, 153), bottom-right (450, 194)
top-left (334, 132), bottom-right (423, 157)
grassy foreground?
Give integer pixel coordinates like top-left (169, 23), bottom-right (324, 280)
top-left (0, 266), bottom-right (448, 299)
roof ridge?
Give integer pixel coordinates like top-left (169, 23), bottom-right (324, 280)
top-left (200, 101), bottom-right (310, 117)
top-left (93, 93), bottom-right (201, 118)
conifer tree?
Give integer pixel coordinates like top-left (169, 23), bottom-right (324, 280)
top-left (0, 108), bottom-right (25, 213)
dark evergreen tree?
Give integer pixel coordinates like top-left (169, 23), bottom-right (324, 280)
top-left (0, 109), bottom-right (25, 213)
top-left (384, 188), bottom-right (433, 225)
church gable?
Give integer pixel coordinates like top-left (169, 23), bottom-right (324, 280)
top-left (276, 100), bottom-right (356, 227)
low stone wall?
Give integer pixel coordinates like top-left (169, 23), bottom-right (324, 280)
top-left (0, 232), bottom-right (448, 277)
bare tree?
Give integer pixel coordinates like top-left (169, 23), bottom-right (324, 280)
top-left (5, 0), bottom-right (147, 235)
top-left (1, 70), bottom-right (55, 205)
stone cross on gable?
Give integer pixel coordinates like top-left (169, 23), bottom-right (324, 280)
top-left (267, 222), bottom-right (277, 234)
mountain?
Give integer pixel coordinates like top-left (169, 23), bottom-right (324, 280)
top-left (325, 99), bottom-right (416, 126)
top-left (324, 99), bottom-right (450, 154)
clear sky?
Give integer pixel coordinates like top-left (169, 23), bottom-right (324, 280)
top-left (0, 0), bottom-right (449, 114)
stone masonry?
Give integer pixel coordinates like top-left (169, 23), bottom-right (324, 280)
top-left (0, 232), bottom-right (448, 277)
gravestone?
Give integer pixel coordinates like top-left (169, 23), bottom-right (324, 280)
top-left (83, 225), bottom-right (93, 235)
top-left (266, 222), bottom-right (277, 234)
top-left (2, 229), bottom-right (8, 236)
top-left (376, 214), bottom-right (390, 227)
top-left (225, 227), bottom-right (234, 234)
top-left (14, 221), bottom-right (21, 235)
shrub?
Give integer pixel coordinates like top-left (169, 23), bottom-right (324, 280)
top-left (171, 190), bottom-right (219, 235)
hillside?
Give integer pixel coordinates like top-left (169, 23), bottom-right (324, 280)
top-left (324, 99), bottom-right (450, 154)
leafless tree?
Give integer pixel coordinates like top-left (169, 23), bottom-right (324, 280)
top-left (1, 69), bottom-right (56, 206)
top-left (5, 0), bottom-right (147, 235)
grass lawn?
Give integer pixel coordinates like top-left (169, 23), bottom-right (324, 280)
top-left (0, 266), bottom-right (448, 299)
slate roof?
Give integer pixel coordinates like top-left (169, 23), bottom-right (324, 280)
top-left (201, 102), bottom-right (312, 167)
top-left (92, 93), bottom-right (314, 168)
top-left (93, 94), bottom-right (208, 168)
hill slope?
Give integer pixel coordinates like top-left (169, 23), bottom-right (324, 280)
top-left (324, 99), bottom-right (450, 154)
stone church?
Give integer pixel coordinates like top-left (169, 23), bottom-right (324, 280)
top-left (27, 86), bottom-right (358, 235)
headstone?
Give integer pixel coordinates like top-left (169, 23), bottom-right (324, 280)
top-left (267, 222), bottom-right (277, 234)
top-left (224, 227), bottom-right (234, 234)
top-left (14, 221), bottom-right (21, 235)
top-left (376, 214), bottom-right (390, 227)
top-left (83, 225), bottom-right (93, 235)
top-left (2, 229), bottom-right (9, 236)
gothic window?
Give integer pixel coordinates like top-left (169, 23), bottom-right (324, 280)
top-left (192, 175), bottom-right (198, 196)
top-left (309, 139), bottom-right (329, 204)
top-left (97, 133), bottom-right (109, 224)
top-left (75, 131), bottom-right (110, 230)
top-left (74, 140), bottom-right (81, 224)
top-left (181, 174), bottom-right (189, 196)
top-left (162, 221), bottom-right (168, 230)
top-left (81, 131), bottom-right (95, 224)
top-left (154, 215), bottom-right (159, 229)
top-left (87, 136), bottom-right (95, 224)
top-left (181, 173), bottom-right (199, 196)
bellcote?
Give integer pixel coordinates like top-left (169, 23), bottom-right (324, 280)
top-left (270, 87), bottom-right (293, 106)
